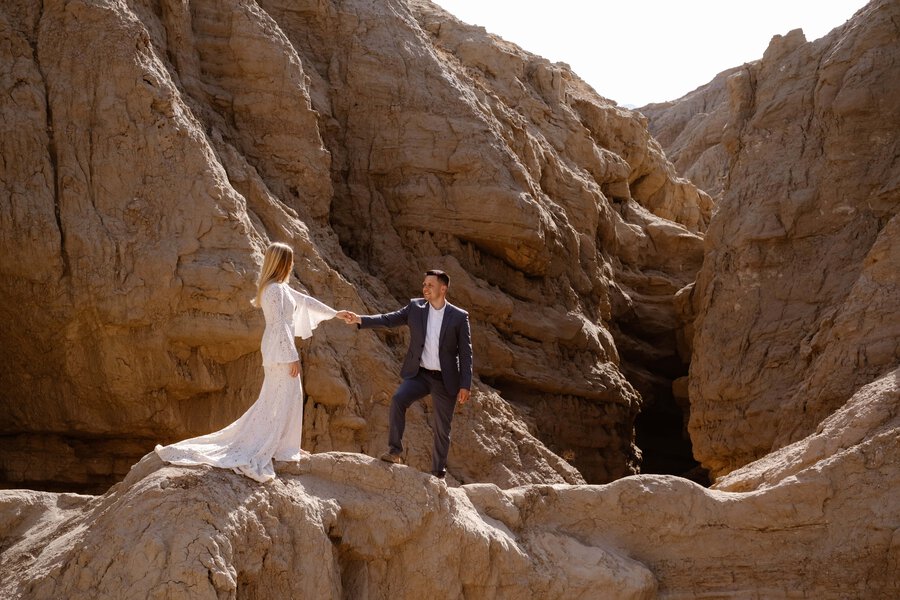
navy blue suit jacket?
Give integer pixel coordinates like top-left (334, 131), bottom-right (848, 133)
top-left (360, 299), bottom-right (473, 395)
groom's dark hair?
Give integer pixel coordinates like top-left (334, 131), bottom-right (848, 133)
top-left (425, 269), bottom-right (450, 287)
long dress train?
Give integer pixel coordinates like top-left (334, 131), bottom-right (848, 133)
top-left (155, 283), bottom-right (337, 482)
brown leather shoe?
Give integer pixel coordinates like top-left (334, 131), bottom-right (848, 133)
top-left (380, 452), bottom-right (402, 464)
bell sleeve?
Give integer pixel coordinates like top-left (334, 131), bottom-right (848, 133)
top-left (287, 287), bottom-right (338, 340)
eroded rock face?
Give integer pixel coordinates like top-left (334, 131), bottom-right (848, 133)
top-left (638, 64), bottom-right (743, 200)
top-left (0, 0), bottom-right (711, 491)
top-left (2, 1), bottom-right (898, 593)
top-left (641, 0), bottom-right (900, 478)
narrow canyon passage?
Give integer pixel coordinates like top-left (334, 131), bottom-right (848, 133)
top-left (608, 264), bottom-right (708, 484)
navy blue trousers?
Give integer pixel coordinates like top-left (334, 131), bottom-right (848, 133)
top-left (388, 369), bottom-right (457, 475)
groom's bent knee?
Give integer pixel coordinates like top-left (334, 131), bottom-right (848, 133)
top-left (393, 378), bottom-right (428, 405)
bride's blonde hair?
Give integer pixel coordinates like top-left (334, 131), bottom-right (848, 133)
top-left (253, 242), bottom-right (294, 307)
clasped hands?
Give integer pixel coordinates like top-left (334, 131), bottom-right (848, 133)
top-left (335, 310), bottom-right (361, 325)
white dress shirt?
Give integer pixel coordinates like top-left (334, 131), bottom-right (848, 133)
top-left (420, 302), bottom-right (446, 371)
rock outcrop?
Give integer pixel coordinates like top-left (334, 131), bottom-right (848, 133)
top-left (1, 389), bottom-right (897, 600)
top-left (641, 0), bottom-right (900, 478)
top-left (0, 0), bottom-right (712, 492)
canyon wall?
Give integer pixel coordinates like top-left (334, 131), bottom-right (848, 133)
top-left (642, 0), bottom-right (900, 478)
top-left (0, 0), bottom-right (710, 492)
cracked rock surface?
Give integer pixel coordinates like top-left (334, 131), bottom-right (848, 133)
top-left (1, 0), bottom-right (898, 596)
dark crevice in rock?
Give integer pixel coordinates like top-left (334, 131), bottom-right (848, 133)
top-left (0, 433), bottom-right (156, 495)
top-left (611, 293), bottom-right (708, 485)
top-left (31, 18), bottom-right (69, 280)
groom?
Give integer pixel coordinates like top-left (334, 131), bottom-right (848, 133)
top-left (345, 270), bottom-right (472, 479)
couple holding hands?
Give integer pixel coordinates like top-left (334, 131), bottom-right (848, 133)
top-left (156, 243), bottom-right (473, 483)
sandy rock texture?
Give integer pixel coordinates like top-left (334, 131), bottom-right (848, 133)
top-left (641, 0), bottom-right (900, 478)
top-left (0, 0), bottom-right (712, 491)
top-left (1, 387), bottom-right (897, 600)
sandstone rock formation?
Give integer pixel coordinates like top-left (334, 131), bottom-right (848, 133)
top-left (1, 381), bottom-right (897, 600)
top-left (0, 0), bottom-right (712, 492)
top-left (2, 0), bottom-right (899, 596)
top-left (641, 0), bottom-right (900, 478)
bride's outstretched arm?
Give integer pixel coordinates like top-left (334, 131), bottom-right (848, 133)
top-left (285, 287), bottom-right (347, 339)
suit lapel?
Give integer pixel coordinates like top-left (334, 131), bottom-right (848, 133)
top-left (419, 300), bottom-right (429, 336)
top-left (438, 303), bottom-right (453, 345)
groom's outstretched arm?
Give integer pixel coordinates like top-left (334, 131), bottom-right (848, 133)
top-left (356, 302), bottom-right (411, 329)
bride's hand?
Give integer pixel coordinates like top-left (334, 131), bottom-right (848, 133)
top-left (289, 360), bottom-right (301, 378)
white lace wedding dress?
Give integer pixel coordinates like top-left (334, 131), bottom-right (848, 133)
top-left (155, 283), bottom-right (337, 482)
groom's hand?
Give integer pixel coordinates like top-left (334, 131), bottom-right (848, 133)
top-left (289, 360), bottom-right (301, 378)
top-left (457, 388), bottom-right (470, 404)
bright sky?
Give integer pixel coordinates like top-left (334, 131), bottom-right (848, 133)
top-left (432, 0), bottom-right (869, 107)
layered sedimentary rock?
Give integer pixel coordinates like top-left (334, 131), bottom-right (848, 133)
top-left (641, 0), bottom-right (900, 478)
top-left (0, 0), bottom-right (711, 491)
top-left (1, 382), bottom-right (897, 600)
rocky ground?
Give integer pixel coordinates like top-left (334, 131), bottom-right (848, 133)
top-left (1, 367), bottom-right (897, 598)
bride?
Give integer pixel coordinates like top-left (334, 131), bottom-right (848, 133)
top-left (156, 242), bottom-right (351, 482)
